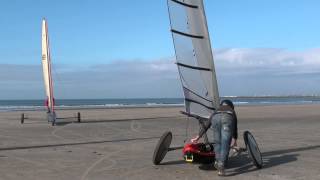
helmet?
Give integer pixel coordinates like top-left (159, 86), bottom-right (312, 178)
top-left (220, 99), bottom-right (234, 109)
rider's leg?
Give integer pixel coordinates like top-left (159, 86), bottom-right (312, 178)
top-left (212, 114), bottom-right (222, 162)
top-left (220, 114), bottom-right (234, 165)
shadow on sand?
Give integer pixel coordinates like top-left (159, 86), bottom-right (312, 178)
top-left (78, 116), bottom-right (183, 124)
top-left (20, 116), bottom-right (183, 126)
top-left (20, 117), bottom-right (78, 125)
top-left (161, 160), bottom-right (187, 166)
top-left (228, 145), bottom-right (320, 176)
top-left (160, 144), bottom-right (320, 176)
top-left (227, 144), bottom-right (320, 176)
top-left (0, 136), bottom-right (160, 151)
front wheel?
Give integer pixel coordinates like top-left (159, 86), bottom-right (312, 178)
top-left (243, 131), bottom-right (263, 169)
top-left (153, 131), bottom-right (172, 165)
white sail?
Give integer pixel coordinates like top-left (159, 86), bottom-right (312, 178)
top-left (41, 19), bottom-right (55, 113)
top-left (167, 0), bottom-right (220, 118)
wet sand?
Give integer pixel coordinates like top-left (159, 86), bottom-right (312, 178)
top-left (0, 105), bottom-right (319, 180)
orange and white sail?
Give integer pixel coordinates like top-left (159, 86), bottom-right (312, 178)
top-left (41, 19), bottom-right (55, 113)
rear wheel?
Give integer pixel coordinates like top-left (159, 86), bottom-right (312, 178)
top-left (153, 131), bottom-right (172, 165)
top-left (243, 131), bottom-right (263, 169)
top-left (77, 112), bottom-right (81, 123)
top-left (21, 113), bottom-right (25, 124)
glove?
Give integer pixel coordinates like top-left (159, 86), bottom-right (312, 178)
top-left (191, 135), bottom-right (200, 143)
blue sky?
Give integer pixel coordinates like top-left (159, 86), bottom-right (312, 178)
top-left (1, 0), bottom-right (320, 99)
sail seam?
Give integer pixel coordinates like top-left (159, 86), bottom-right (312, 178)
top-left (171, 0), bottom-right (198, 9)
top-left (171, 29), bottom-right (204, 39)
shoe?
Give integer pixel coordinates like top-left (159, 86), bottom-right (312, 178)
top-left (215, 161), bottom-right (225, 176)
top-left (214, 161), bottom-right (219, 170)
top-left (218, 168), bottom-right (225, 176)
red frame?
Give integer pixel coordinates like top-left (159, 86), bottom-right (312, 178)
top-left (183, 143), bottom-right (215, 157)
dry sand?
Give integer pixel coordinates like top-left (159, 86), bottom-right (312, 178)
top-left (0, 105), bottom-right (319, 180)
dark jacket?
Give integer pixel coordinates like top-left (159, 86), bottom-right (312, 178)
top-left (198, 105), bottom-right (238, 139)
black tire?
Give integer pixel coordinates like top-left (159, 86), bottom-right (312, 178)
top-left (21, 113), bottom-right (25, 124)
top-left (243, 131), bottom-right (263, 169)
top-left (153, 131), bottom-right (172, 165)
top-left (77, 112), bottom-right (81, 123)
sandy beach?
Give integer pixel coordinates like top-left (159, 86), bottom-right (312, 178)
top-left (0, 105), bottom-right (319, 180)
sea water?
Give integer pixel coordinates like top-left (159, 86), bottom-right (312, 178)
top-left (1, 97), bottom-right (320, 112)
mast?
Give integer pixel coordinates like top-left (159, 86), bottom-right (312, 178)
top-left (41, 19), bottom-right (55, 113)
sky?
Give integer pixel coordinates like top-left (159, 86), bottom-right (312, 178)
top-left (1, 0), bottom-right (320, 99)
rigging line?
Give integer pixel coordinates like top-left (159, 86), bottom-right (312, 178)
top-left (184, 115), bottom-right (190, 143)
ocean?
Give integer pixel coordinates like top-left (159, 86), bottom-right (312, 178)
top-left (1, 97), bottom-right (320, 112)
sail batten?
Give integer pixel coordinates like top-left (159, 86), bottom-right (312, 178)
top-left (176, 62), bottom-right (211, 71)
top-left (168, 0), bottom-right (220, 118)
top-left (171, 0), bottom-right (199, 8)
top-left (171, 29), bottom-right (204, 39)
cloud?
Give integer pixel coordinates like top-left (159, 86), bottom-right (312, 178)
top-left (0, 59), bottom-right (182, 99)
top-left (214, 48), bottom-right (320, 96)
top-left (215, 48), bottom-right (320, 73)
top-left (1, 48), bottom-right (320, 99)
top-left (0, 64), bottom-right (42, 81)
top-left (215, 48), bottom-right (320, 66)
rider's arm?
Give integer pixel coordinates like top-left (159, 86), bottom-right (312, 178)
top-left (232, 111), bottom-right (238, 139)
top-left (198, 120), bottom-right (211, 138)
top-left (190, 112), bottom-right (214, 143)
top-left (191, 120), bottom-right (212, 143)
